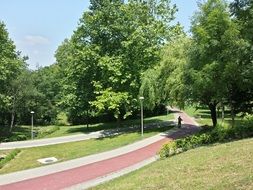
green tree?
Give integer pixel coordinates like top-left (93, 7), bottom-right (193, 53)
top-left (8, 69), bottom-right (39, 130)
top-left (31, 64), bottom-right (62, 125)
top-left (229, 0), bottom-right (253, 115)
top-left (57, 0), bottom-right (177, 124)
top-left (187, 0), bottom-right (244, 126)
top-left (0, 21), bottom-right (26, 131)
top-left (139, 34), bottom-right (189, 110)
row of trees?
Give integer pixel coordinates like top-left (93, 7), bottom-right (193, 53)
top-left (0, 0), bottom-right (252, 133)
top-left (141, 0), bottom-right (253, 126)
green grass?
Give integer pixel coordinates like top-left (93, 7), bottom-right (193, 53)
top-left (183, 106), bottom-right (243, 126)
top-left (38, 114), bottom-right (174, 138)
top-left (8, 114), bottom-right (174, 140)
top-left (91, 138), bottom-right (253, 190)
top-left (0, 124), bottom-right (174, 174)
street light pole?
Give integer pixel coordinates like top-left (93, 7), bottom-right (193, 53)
top-left (139, 97), bottom-right (144, 137)
top-left (31, 111), bottom-right (34, 140)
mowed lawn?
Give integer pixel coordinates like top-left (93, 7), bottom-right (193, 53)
top-left (0, 124), bottom-right (173, 174)
top-left (183, 107), bottom-right (243, 126)
top-left (92, 138), bottom-right (253, 190)
top-left (13, 114), bottom-right (174, 139)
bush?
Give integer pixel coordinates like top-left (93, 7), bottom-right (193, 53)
top-left (55, 112), bottom-right (69, 126)
top-left (160, 141), bottom-right (177, 158)
top-left (9, 134), bottom-right (28, 142)
top-left (160, 117), bottom-right (253, 159)
top-left (160, 133), bottom-right (212, 159)
top-left (0, 149), bottom-right (21, 169)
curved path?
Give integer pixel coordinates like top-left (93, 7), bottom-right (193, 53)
top-left (0, 131), bottom-right (111, 150)
top-left (0, 122), bottom-right (172, 150)
top-left (0, 110), bottom-right (200, 190)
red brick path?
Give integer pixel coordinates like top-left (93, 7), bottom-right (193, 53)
top-left (0, 111), bottom-right (199, 190)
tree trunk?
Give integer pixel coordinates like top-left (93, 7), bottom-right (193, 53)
top-left (10, 112), bottom-right (15, 132)
top-left (117, 116), bottom-right (121, 128)
top-left (221, 102), bottom-right (225, 122)
top-left (9, 96), bottom-right (16, 132)
top-left (208, 103), bottom-right (217, 127)
top-left (86, 110), bottom-right (89, 129)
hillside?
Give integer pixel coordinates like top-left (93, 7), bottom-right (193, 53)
top-left (92, 138), bottom-right (253, 190)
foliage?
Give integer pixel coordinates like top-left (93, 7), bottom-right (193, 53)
top-left (139, 35), bottom-right (189, 110)
top-left (0, 21), bottom-right (26, 130)
top-left (56, 0), bottom-right (178, 124)
top-left (36, 126), bottom-right (60, 138)
top-left (229, 0), bottom-right (253, 114)
top-left (160, 115), bottom-right (253, 159)
top-left (55, 112), bottom-right (69, 126)
top-left (186, 0), bottom-right (248, 126)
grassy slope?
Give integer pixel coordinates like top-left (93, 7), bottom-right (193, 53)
top-left (0, 125), bottom-right (173, 174)
top-left (92, 138), bottom-right (253, 190)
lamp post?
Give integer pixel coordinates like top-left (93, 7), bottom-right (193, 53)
top-left (139, 96), bottom-right (144, 137)
top-left (31, 111), bottom-right (34, 140)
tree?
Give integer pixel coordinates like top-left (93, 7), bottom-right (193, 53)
top-left (31, 64), bottom-right (62, 125)
top-left (187, 0), bottom-right (245, 126)
top-left (57, 0), bottom-right (177, 124)
top-left (0, 21), bottom-right (26, 131)
top-left (139, 34), bottom-right (189, 110)
top-left (229, 0), bottom-right (253, 116)
top-left (8, 69), bottom-right (39, 130)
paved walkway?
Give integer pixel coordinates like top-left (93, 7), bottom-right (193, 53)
top-left (0, 110), bottom-right (200, 190)
top-left (0, 122), bottom-right (172, 150)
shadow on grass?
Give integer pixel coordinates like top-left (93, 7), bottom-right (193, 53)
top-left (0, 126), bottom-right (31, 142)
top-left (66, 116), bottom-right (173, 135)
top-left (66, 123), bottom-right (118, 134)
top-left (95, 121), bottom-right (176, 141)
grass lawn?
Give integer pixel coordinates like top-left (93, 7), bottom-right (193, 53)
top-left (91, 138), bottom-right (253, 190)
top-left (9, 114), bottom-right (174, 140)
top-left (38, 114), bottom-right (174, 138)
top-left (183, 106), bottom-right (243, 126)
top-left (0, 124), bottom-right (174, 174)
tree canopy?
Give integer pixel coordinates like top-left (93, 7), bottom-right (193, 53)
top-left (56, 0), bottom-right (178, 124)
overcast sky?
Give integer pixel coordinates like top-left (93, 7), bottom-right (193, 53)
top-left (0, 0), bottom-right (198, 70)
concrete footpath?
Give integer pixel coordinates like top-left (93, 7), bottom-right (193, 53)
top-left (0, 110), bottom-right (200, 190)
top-left (0, 122), bottom-right (172, 150)
top-left (0, 131), bottom-right (106, 150)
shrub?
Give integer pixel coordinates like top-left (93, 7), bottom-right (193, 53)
top-left (0, 149), bottom-right (21, 169)
top-left (159, 118), bottom-right (253, 159)
top-left (160, 141), bottom-right (177, 158)
top-left (54, 112), bottom-right (70, 126)
top-left (9, 134), bottom-right (28, 142)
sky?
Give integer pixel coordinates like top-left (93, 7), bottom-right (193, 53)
top-left (0, 0), bottom-right (198, 70)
